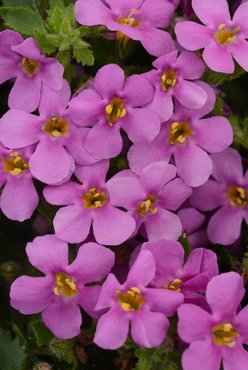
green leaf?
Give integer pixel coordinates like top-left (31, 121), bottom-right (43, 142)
top-left (179, 233), bottom-right (191, 262)
top-left (30, 320), bottom-right (53, 347)
top-left (50, 5), bottom-right (63, 33)
top-left (73, 46), bottom-right (94, 66)
top-left (0, 329), bottom-right (26, 370)
top-left (4, 7), bottom-right (43, 36)
top-left (212, 95), bottom-right (224, 116)
top-left (2, 0), bottom-right (34, 8)
top-left (35, 29), bottom-right (57, 54)
top-left (49, 338), bottom-right (77, 365)
top-left (229, 115), bottom-right (248, 149)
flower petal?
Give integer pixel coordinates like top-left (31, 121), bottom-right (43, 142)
top-left (192, 0), bottom-right (231, 25)
top-left (140, 28), bottom-right (176, 57)
top-left (9, 75), bottom-right (42, 112)
top-left (140, 162), bottom-right (176, 194)
top-left (159, 178), bottom-right (192, 210)
top-left (175, 21), bottom-right (211, 51)
top-left (93, 64), bottom-right (125, 99)
top-left (233, 2), bottom-right (248, 37)
top-left (174, 80), bottom-right (207, 109)
top-left (26, 234), bottom-right (69, 275)
top-left (93, 205), bottom-right (135, 245)
top-left (190, 180), bottom-right (224, 211)
top-left (145, 208), bottom-right (182, 241)
top-left (10, 276), bottom-right (53, 314)
top-left (43, 181), bottom-right (82, 206)
top-left (232, 39), bottom-right (248, 72)
top-left (126, 250), bottom-right (156, 287)
top-left (75, 0), bottom-right (112, 26)
top-left (94, 307), bottom-right (129, 349)
top-left (144, 288), bottom-right (183, 316)
top-left (182, 340), bottom-right (221, 370)
top-left (131, 310), bottom-right (169, 347)
top-left (211, 148), bottom-right (244, 184)
top-left (223, 344), bottom-right (248, 370)
top-left (203, 43), bottom-right (235, 73)
top-left (121, 75), bottom-right (154, 107)
top-left (176, 51), bottom-right (205, 79)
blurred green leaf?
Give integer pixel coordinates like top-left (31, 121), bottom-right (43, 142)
top-left (73, 46), bottom-right (94, 66)
top-left (30, 320), bottom-right (53, 347)
top-left (4, 7), bottom-right (43, 36)
top-left (49, 337), bottom-right (77, 365)
top-left (229, 115), bottom-right (248, 149)
top-left (0, 329), bottom-right (26, 370)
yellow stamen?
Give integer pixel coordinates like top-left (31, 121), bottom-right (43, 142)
top-left (214, 24), bottom-right (240, 46)
top-left (3, 152), bottom-right (29, 176)
top-left (137, 194), bottom-right (157, 218)
top-left (83, 187), bottom-right (107, 209)
top-left (116, 287), bottom-right (145, 311)
top-left (168, 121), bottom-right (192, 145)
top-left (43, 116), bottom-right (69, 137)
top-left (105, 97), bottom-right (126, 126)
top-left (212, 323), bottom-right (239, 347)
top-left (161, 69), bottom-right (177, 92)
top-left (21, 57), bottom-right (40, 77)
top-left (165, 278), bottom-right (183, 292)
top-left (53, 272), bottom-right (78, 298)
top-left (116, 8), bottom-right (140, 42)
top-left (226, 185), bottom-right (248, 207)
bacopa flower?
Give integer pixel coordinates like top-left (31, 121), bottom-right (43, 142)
top-left (0, 80), bottom-right (97, 184)
top-left (75, 0), bottom-right (176, 57)
top-left (68, 64), bottom-right (161, 159)
top-left (43, 160), bottom-right (136, 245)
top-left (106, 161), bottom-right (192, 241)
top-left (142, 239), bottom-right (218, 307)
top-left (178, 208), bottom-right (208, 249)
top-left (178, 272), bottom-right (248, 370)
top-left (128, 89), bottom-right (233, 187)
top-left (10, 235), bottom-right (115, 339)
top-left (0, 30), bottom-right (64, 112)
top-left (143, 50), bottom-right (207, 122)
top-left (175, 0), bottom-right (248, 73)
top-left (94, 250), bottom-right (183, 349)
top-left (0, 144), bottom-right (38, 221)
top-left (191, 148), bottom-right (248, 245)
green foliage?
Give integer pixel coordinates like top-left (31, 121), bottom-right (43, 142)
top-left (133, 340), bottom-right (182, 370)
top-left (49, 337), bottom-right (77, 366)
top-left (229, 115), bottom-right (248, 149)
top-left (30, 320), bottom-right (53, 347)
top-left (202, 64), bottom-right (245, 86)
top-left (0, 329), bottom-right (27, 370)
top-left (179, 233), bottom-right (191, 262)
top-left (1, 6), bottom-right (43, 36)
top-left (35, 0), bottom-right (94, 69)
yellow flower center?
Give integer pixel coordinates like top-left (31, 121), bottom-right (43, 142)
top-left (3, 152), bottom-right (29, 176)
top-left (214, 24), bottom-right (240, 46)
top-left (212, 323), bottom-right (239, 347)
top-left (21, 57), bottom-right (40, 77)
top-left (116, 287), bottom-right (145, 312)
top-left (226, 185), bottom-right (248, 207)
top-left (137, 194), bottom-right (157, 218)
top-left (53, 272), bottom-right (78, 298)
top-left (43, 116), bottom-right (69, 137)
top-left (165, 278), bottom-right (183, 292)
top-left (83, 187), bottom-right (107, 209)
top-left (116, 9), bottom-right (140, 42)
top-left (168, 121), bottom-right (192, 145)
top-left (105, 97), bottom-right (126, 126)
top-left (161, 69), bottom-right (177, 92)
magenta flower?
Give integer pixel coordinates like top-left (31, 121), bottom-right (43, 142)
top-left (43, 160), bottom-right (136, 245)
top-left (68, 64), bottom-right (160, 159)
top-left (106, 161), bottom-right (192, 241)
top-left (0, 80), bottom-right (97, 184)
top-left (178, 208), bottom-right (208, 249)
top-left (75, 0), bottom-right (176, 57)
top-left (0, 144), bottom-right (38, 221)
top-left (191, 148), bottom-right (248, 245)
top-left (178, 272), bottom-right (248, 370)
top-left (128, 89), bottom-right (233, 187)
top-left (0, 30), bottom-right (64, 112)
top-left (175, 0), bottom-right (248, 73)
top-left (94, 250), bottom-right (183, 349)
top-left (142, 239), bottom-right (218, 307)
top-left (10, 235), bottom-right (115, 339)
top-left (143, 50), bottom-right (207, 122)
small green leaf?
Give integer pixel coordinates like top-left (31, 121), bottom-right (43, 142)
top-left (30, 320), bottom-right (53, 347)
top-left (50, 5), bottom-right (63, 33)
top-left (179, 233), bottom-right (191, 262)
top-left (212, 95), bottom-right (224, 116)
top-left (49, 337), bottom-right (77, 365)
top-left (2, 0), bottom-right (34, 8)
top-left (0, 329), bottom-right (26, 370)
top-left (4, 7), bottom-right (43, 36)
top-left (73, 46), bottom-right (94, 66)
top-left (35, 29), bottom-right (57, 54)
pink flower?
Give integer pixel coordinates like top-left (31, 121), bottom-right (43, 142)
top-left (43, 160), bottom-right (136, 245)
top-left (143, 50), bottom-right (207, 122)
top-left (0, 30), bottom-right (64, 112)
top-left (191, 147), bottom-right (248, 245)
top-left (178, 272), bottom-right (248, 370)
top-left (10, 235), bottom-right (115, 339)
top-left (142, 239), bottom-right (218, 307)
top-left (94, 250), bottom-right (183, 349)
top-left (68, 64), bottom-right (161, 159)
top-left (75, 0), bottom-right (176, 57)
top-left (175, 0), bottom-right (248, 73)
top-left (128, 88), bottom-right (233, 187)
top-left (0, 80), bottom-right (97, 184)
top-left (178, 208), bottom-right (208, 248)
top-left (0, 144), bottom-right (38, 221)
top-left (106, 161), bottom-right (192, 241)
